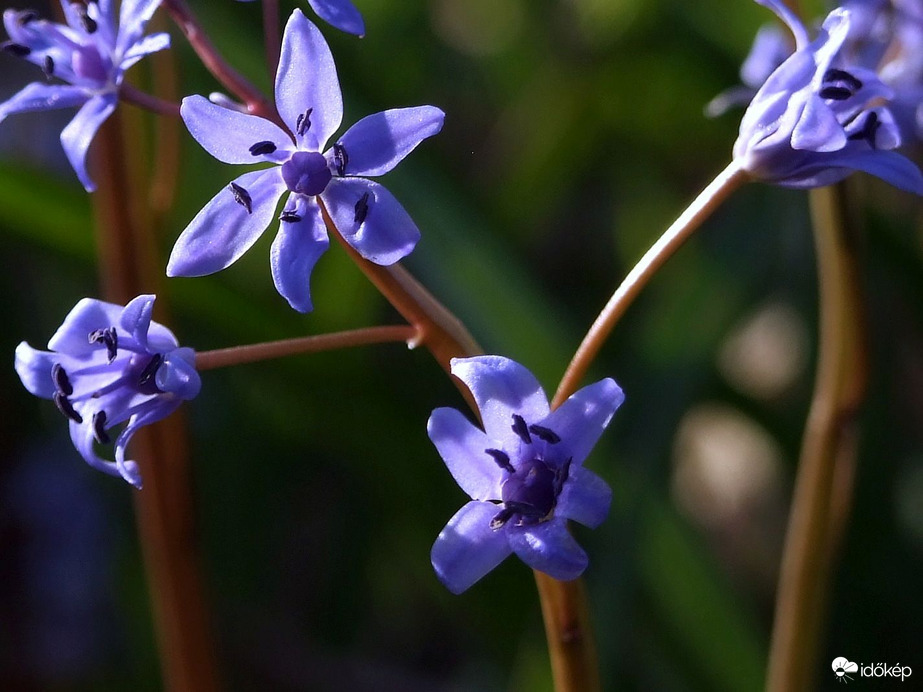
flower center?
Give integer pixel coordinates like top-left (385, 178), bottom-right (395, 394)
top-left (500, 457), bottom-right (559, 523)
top-left (280, 151), bottom-right (332, 196)
top-left (72, 43), bottom-right (109, 83)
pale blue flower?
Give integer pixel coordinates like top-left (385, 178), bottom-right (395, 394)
top-left (429, 356), bottom-right (623, 594)
top-left (0, 1), bottom-right (170, 191)
top-left (15, 295), bottom-right (200, 488)
top-left (734, 0), bottom-right (923, 192)
top-left (167, 10), bottom-right (443, 312)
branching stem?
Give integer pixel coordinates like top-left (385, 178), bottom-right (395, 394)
top-left (195, 325), bottom-right (419, 371)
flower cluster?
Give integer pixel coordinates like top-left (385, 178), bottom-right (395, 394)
top-left (0, 0), bottom-right (169, 191)
top-left (428, 357), bottom-right (623, 593)
top-left (15, 295), bottom-right (200, 488)
top-left (167, 10), bottom-right (443, 312)
top-left (732, 0), bottom-right (923, 192)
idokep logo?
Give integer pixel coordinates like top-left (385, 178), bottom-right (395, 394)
top-left (832, 657), bottom-right (913, 683)
top-left (832, 658), bottom-right (858, 683)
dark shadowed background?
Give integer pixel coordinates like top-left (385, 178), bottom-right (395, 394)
top-left (1, 1), bottom-right (921, 690)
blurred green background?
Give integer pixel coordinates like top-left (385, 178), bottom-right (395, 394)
top-left (1, 0), bottom-right (921, 690)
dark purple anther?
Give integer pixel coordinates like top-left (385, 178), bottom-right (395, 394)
top-left (52, 363), bottom-right (73, 396)
top-left (554, 458), bottom-right (572, 495)
top-left (229, 182), bottom-right (253, 214)
top-left (92, 410), bottom-right (110, 444)
top-left (279, 210), bottom-right (302, 223)
top-left (489, 506), bottom-right (516, 530)
top-left (847, 111), bottom-right (881, 148)
top-left (249, 140), bottom-right (277, 156)
top-left (510, 414), bottom-right (532, 445)
top-left (819, 86), bottom-right (851, 100)
top-left (43, 55), bottom-right (55, 80)
top-left (138, 353), bottom-right (163, 389)
top-left (296, 107), bottom-right (313, 137)
top-left (353, 192), bottom-right (370, 225)
top-left (54, 392), bottom-right (83, 423)
top-left (485, 448), bottom-right (515, 474)
top-left (17, 10), bottom-right (39, 24)
top-left (333, 143), bottom-right (348, 176)
top-left (2, 42), bottom-right (31, 57)
top-left (528, 424), bottom-right (561, 444)
top-left (88, 327), bottom-right (118, 362)
top-left (77, 7), bottom-right (97, 34)
top-left (824, 68), bottom-right (862, 91)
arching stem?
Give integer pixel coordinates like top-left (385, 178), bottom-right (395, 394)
top-left (554, 160), bottom-right (748, 406)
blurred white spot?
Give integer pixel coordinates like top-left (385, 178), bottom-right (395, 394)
top-left (672, 404), bottom-right (784, 527)
top-left (431, 0), bottom-right (524, 56)
top-left (718, 302), bottom-right (808, 401)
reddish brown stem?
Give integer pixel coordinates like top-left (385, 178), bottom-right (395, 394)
top-left (317, 200), bottom-right (482, 371)
top-left (195, 325), bottom-right (419, 370)
top-left (766, 184), bottom-right (866, 692)
top-left (161, 0), bottom-right (275, 121)
top-left (91, 110), bottom-right (220, 691)
top-left (262, 0), bottom-right (281, 82)
top-left (119, 82), bottom-right (181, 117)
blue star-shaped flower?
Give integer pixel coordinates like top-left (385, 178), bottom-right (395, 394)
top-left (428, 356), bottom-right (624, 594)
top-left (734, 0), bottom-right (923, 193)
top-left (236, 0), bottom-right (365, 37)
top-left (0, 0), bottom-right (170, 191)
top-left (15, 295), bottom-right (200, 488)
top-left (167, 9), bottom-right (443, 313)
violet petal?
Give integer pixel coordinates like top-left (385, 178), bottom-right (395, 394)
top-left (269, 195), bottom-right (329, 312)
top-left (332, 106), bottom-right (444, 177)
top-left (539, 378), bottom-right (623, 467)
top-left (322, 177), bottom-right (420, 265)
top-left (167, 168), bottom-right (286, 277)
top-left (180, 95), bottom-right (292, 164)
top-left (557, 467), bottom-right (612, 528)
top-left (60, 93), bottom-right (118, 192)
top-left (275, 10), bottom-right (342, 150)
top-left (428, 407), bottom-right (503, 501)
top-left (431, 501), bottom-right (512, 594)
top-left (449, 356), bottom-right (550, 451)
top-left (507, 519), bottom-right (589, 581)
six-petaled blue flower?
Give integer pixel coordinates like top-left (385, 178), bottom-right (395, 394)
top-left (428, 356), bottom-right (624, 594)
top-left (733, 0), bottom-right (923, 193)
top-left (236, 0), bottom-right (365, 36)
top-left (167, 9), bottom-right (443, 312)
top-left (15, 295), bottom-right (200, 489)
top-left (0, 0), bottom-right (170, 191)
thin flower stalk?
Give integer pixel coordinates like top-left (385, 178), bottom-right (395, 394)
top-left (195, 324), bottom-right (419, 370)
top-left (766, 183), bottom-right (867, 692)
top-left (120, 81), bottom-right (180, 117)
top-left (554, 160), bottom-right (749, 406)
